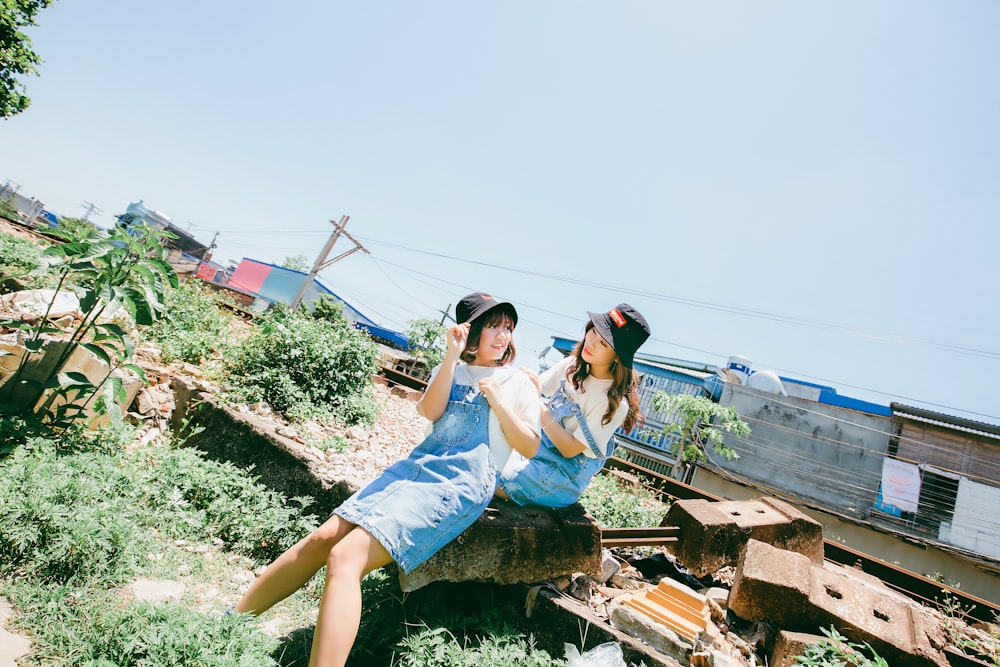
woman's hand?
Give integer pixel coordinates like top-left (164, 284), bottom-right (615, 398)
top-left (519, 367), bottom-right (541, 393)
top-left (478, 377), bottom-right (502, 405)
top-left (444, 323), bottom-right (470, 361)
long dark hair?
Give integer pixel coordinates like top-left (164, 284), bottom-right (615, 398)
top-left (460, 307), bottom-right (517, 366)
top-left (568, 321), bottom-right (643, 432)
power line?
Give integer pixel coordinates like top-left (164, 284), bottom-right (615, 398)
top-left (356, 236), bottom-right (1000, 361)
top-left (353, 244), bottom-right (1000, 422)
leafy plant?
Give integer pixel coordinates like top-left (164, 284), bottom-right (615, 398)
top-left (223, 307), bottom-right (380, 425)
top-left (579, 472), bottom-right (668, 528)
top-left (405, 318), bottom-right (447, 368)
top-left (47, 215), bottom-right (97, 238)
top-left (651, 392), bottom-right (750, 481)
top-left (0, 0), bottom-right (56, 117)
top-left (0, 230), bottom-right (46, 290)
top-left (394, 626), bottom-right (559, 666)
top-left (145, 279), bottom-right (232, 364)
top-left (0, 223), bottom-right (177, 429)
top-left (282, 253), bottom-right (310, 272)
top-left (0, 194), bottom-right (20, 221)
top-left (795, 626), bottom-right (888, 666)
top-left (3, 583), bottom-right (281, 667)
top-left (310, 293), bottom-right (345, 323)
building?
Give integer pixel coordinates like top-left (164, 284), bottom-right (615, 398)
top-left (544, 338), bottom-right (1000, 602)
top-left (115, 200), bottom-right (214, 261)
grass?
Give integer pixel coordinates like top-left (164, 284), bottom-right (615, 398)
top-left (0, 417), bottom-right (602, 666)
top-left (0, 418), bottom-right (324, 666)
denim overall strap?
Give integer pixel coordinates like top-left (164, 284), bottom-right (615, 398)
top-left (550, 380), bottom-right (605, 458)
top-left (569, 400), bottom-right (607, 457)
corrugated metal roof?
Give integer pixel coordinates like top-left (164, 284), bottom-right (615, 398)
top-left (635, 358), bottom-right (714, 380)
top-left (892, 403), bottom-right (1000, 439)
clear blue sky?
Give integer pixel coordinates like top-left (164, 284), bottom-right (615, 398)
top-left (4, 2), bottom-right (998, 423)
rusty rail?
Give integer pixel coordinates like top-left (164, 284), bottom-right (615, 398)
top-left (601, 526), bottom-right (680, 548)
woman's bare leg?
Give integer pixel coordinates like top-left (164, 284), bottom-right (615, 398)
top-left (308, 527), bottom-right (392, 667)
top-left (235, 514), bottom-right (355, 615)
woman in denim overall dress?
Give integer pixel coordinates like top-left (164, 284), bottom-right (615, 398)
top-left (235, 293), bottom-right (540, 667)
top-left (499, 304), bottom-right (650, 508)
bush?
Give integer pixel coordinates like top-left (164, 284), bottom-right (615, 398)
top-left (579, 472), bottom-right (668, 528)
top-left (145, 279), bottom-right (232, 364)
top-left (0, 230), bottom-right (46, 290)
top-left (223, 307), bottom-right (380, 425)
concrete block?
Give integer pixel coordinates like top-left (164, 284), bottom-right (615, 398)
top-left (730, 540), bottom-right (950, 667)
top-left (728, 539), bottom-right (813, 624)
top-left (399, 499), bottom-right (602, 592)
top-left (770, 630), bottom-right (827, 667)
top-left (662, 497), bottom-right (824, 577)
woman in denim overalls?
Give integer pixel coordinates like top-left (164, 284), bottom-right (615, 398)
top-left (235, 293), bottom-right (540, 667)
top-left (499, 304), bottom-right (650, 508)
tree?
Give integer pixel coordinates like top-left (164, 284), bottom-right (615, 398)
top-left (282, 254), bottom-right (309, 272)
top-left (651, 392), bottom-right (750, 481)
top-left (1, 0), bottom-right (55, 118)
top-left (405, 318), bottom-right (446, 368)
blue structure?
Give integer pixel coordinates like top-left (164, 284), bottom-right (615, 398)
top-left (226, 258), bottom-right (410, 349)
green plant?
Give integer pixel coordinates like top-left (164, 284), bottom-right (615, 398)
top-left (0, 0), bottom-right (56, 118)
top-left (651, 392), bottom-right (750, 480)
top-left (0, 230), bottom-right (42, 270)
top-left (282, 253), bottom-right (310, 272)
top-left (579, 472), bottom-right (668, 528)
top-left (0, 194), bottom-right (20, 221)
top-left (795, 626), bottom-right (888, 666)
top-left (394, 626), bottom-right (560, 666)
top-left (405, 318), bottom-right (447, 369)
top-left (223, 307), bottom-right (380, 425)
top-left (2, 583), bottom-right (281, 667)
top-left (145, 279), bottom-right (232, 364)
top-left (0, 223), bottom-right (178, 429)
top-left (310, 293), bottom-right (345, 323)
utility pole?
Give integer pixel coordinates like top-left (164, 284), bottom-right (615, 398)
top-left (81, 201), bottom-right (103, 221)
top-left (290, 215), bottom-right (369, 310)
top-left (201, 232), bottom-right (219, 260)
top-left (438, 304), bottom-right (453, 325)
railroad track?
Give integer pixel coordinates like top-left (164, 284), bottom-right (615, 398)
top-left (600, 456), bottom-right (1000, 624)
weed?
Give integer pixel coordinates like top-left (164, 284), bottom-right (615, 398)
top-left (3, 582), bottom-right (280, 666)
top-left (0, 230), bottom-right (46, 290)
top-left (795, 626), bottom-right (889, 666)
top-left (223, 307), bottom-right (380, 425)
top-left (394, 626), bottom-right (560, 666)
top-left (1, 223), bottom-right (177, 430)
top-left (579, 472), bottom-right (668, 528)
top-left (144, 279), bottom-right (233, 364)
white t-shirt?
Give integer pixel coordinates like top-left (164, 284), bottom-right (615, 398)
top-left (421, 363), bottom-right (541, 470)
top-left (538, 355), bottom-right (628, 458)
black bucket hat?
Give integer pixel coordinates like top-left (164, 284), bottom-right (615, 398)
top-left (587, 303), bottom-right (650, 369)
top-left (456, 292), bottom-right (518, 327)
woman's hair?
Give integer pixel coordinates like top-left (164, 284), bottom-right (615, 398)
top-left (460, 306), bottom-right (517, 365)
top-left (568, 321), bottom-right (644, 432)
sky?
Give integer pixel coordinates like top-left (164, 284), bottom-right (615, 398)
top-left (3, 2), bottom-right (999, 424)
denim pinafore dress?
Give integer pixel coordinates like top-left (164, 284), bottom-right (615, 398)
top-left (333, 380), bottom-right (497, 574)
top-left (499, 381), bottom-right (609, 508)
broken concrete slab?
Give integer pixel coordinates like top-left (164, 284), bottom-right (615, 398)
top-left (661, 497), bottom-right (825, 578)
top-left (770, 630), bottom-right (828, 667)
top-left (729, 539), bottom-right (949, 667)
top-left (172, 375), bottom-right (608, 594)
top-left (399, 499), bottom-right (602, 592)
